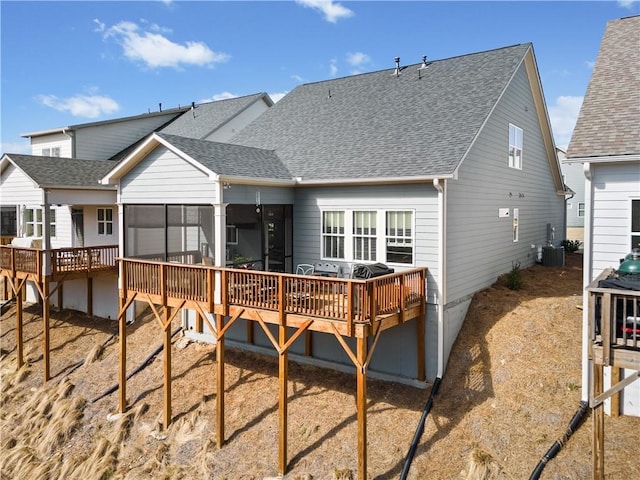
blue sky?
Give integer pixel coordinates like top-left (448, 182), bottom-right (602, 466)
top-left (1, 0), bottom-right (638, 153)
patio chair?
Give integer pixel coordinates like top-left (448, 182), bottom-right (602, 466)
top-left (296, 263), bottom-right (315, 275)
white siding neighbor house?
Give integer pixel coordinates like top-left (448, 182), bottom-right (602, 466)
top-left (102, 44), bottom-right (567, 383)
top-left (567, 15), bottom-right (640, 419)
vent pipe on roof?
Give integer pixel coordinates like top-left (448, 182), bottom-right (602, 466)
top-left (159, 102), bottom-right (162, 112)
top-left (393, 57), bottom-right (401, 77)
top-left (418, 55), bottom-right (429, 79)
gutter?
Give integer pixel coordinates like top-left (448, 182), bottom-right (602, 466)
top-left (581, 163), bottom-right (593, 404)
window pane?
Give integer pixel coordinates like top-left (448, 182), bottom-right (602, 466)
top-left (632, 200), bottom-right (640, 232)
top-left (98, 209), bottom-right (104, 221)
top-left (106, 209), bottom-right (113, 221)
top-left (386, 211), bottom-right (413, 264)
top-left (106, 223), bottom-right (113, 235)
top-left (98, 223), bottom-right (105, 235)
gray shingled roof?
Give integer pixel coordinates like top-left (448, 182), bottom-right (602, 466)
top-left (160, 93), bottom-right (271, 139)
top-left (156, 133), bottom-right (292, 180)
top-left (5, 154), bottom-right (116, 188)
top-left (230, 44), bottom-right (532, 181)
top-left (567, 16), bottom-right (640, 159)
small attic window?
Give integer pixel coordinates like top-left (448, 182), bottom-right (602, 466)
top-left (508, 124), bottom-right (523, 170)
top-left (42, 147), bottom-right (60, 157)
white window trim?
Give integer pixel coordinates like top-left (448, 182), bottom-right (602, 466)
top-left (97, 207), bottom-right (114, 236)
top-left (24, 206), bottom-right (56, 238)
top-left (320, 208), bottom-right (415, 266)
top-left (577, 202), bottom-right (585, 218)
top-left (508, 123), bottom-right (523, 170)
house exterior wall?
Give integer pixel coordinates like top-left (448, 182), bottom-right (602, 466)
top-left (589, 161), bottom-right (640, 278)
top-left (562, 161), bottom-right (586, 229)
top-left (29, 132), bottom-right (72, 157)
top-left (1, 163), bottom-right (42, 206)
top-left (446, 62), bottom-right (565, 305)
top-left (222, 184), bottom-right (294, 205)
top-left (82, 205), bottom-right (120, 247)
top-left (74, 113), bottom-right (181, 160)
top-left (203, 100), bottom-right (271, 142)
top-left (119, 146), bottom-right (217, 204)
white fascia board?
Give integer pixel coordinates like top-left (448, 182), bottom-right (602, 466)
top-left (218, 175), bottom-right (296, 187)
top-left (564, 154), bottom-right (640, 164)
top-left (294, 174), bottom-right (455, 187)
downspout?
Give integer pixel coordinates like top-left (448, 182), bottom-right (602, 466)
top-left (581, 162), bottom-right (592, 405)
top-left (399, 178), bottom-right (446, 480)
top-left (433, 177), bottom-right (447, 378)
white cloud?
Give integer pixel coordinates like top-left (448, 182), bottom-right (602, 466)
top-left (329, 58), bottom-right (338, 77)
top-left (346, 52), bottom-right (370, 67)
top-left (617, 0), bottom-right (637, 8)
top-left (548, 95), bottom-right (583, 149)
top-left (36, 94), bottom-right (120, 118)
top-left (586, 60), bottom-right (596, 69)
top-left (98, 20), bottom-right (229, 69)
top-left (291, 74), bottom-right (305, 83)
top-left (295, 0), bottom-right (354, 23)
top-left (2, 141), bottom-right (31, 155)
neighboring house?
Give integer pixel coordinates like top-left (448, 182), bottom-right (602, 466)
top-left (1, 93), bottom-right (274, 318)
top-left (559, 146), bottom-right (586, 243)
top-left (566, 15), bottom-right (640, 419)
top-left (102, 43), bottom-right (567, 381)
top-left (0, 154), bottom-right (119, 317)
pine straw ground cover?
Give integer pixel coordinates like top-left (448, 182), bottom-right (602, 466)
top-left (0, 252), bottom-right (638, 479)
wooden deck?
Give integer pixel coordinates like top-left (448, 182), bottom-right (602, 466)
top-left (118, 257), bottom-right (427, 480)
top-left (586, 268), bottom-right (640, 479)
top-left (0, 245), bottom-right (118, 378)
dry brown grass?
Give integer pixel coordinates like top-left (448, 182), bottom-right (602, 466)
top-left (1, 253), bottom-right (639, 479)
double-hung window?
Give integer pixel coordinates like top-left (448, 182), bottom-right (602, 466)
top-left (577, 202), bottom-right (585, 218)
top-left (353, 211), bottom-right (377, 261)
top-left (322, 211), bottom-right (345, 259)
top-left (24, 207), bottom-right (56, 237)
top-left (386, 211), bottom-right (413, 263)
top-left (97, 208), bottom-right (113, 235)
top-left (508, 123), bottom-right (523, 169)
top-left (321, 209), bottom-right (414, 265)
top-left (42, 147), bottom-right (61, 157)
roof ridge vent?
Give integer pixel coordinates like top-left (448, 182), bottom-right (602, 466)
top-left (393, 56), bottom-right (401, 77)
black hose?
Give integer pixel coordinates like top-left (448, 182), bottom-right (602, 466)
top-left (91, 327), bottom-right (182, 403)
top-left (400, 376), bottom-right (442, 480)
top-left (529, 400), bottom-right (589, 480)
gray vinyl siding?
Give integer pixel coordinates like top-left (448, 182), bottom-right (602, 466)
top-left (562, 160), bottom-right (586, 228)
top-left (446, 62), bottom-right (565, 304)
top-left (292, 184), bottom-right (440, 304)
top-left (0, 163), bottom-right (42, 205)
top-left (590, 161), bottom-right (640, 278)
top-left (222, 184), bottom-right (294, 205)
top-left (75, 113), bottom-right (180, 160)
top-left (120, 146), bottom-right (216, 204)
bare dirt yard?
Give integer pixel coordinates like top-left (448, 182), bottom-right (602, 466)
top-left (1, 252), bottom-right (638, 479)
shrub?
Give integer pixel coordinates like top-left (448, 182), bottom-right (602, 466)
top-left (561, 239), bottom-right (582, 253)
top-left (506, 261), bottom-right (523, 290)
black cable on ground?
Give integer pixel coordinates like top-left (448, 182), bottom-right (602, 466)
top-left (529, 400), bottom-right (589, 480)
top-left (400, 376), bottom-right (442, 480)
top-left (91, 326), bottom-right (182, 403)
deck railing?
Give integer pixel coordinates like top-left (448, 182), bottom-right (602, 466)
top-left (1, 236), bottom-right (15, 246)
top-left (120, 258), bottom-right (426, 325)
top-left (0, 245), bottom-right (118, 278)
top-left (587, 269), bottom-right (640, 364)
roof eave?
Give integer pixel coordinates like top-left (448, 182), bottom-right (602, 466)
top-left (564, 153), bottom-right (640, 164)
top-left (294, 174), bottom-right (456, 187)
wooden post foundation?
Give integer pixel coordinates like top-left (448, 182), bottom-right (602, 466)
top-left (216, 313), bottom-right (225, 448)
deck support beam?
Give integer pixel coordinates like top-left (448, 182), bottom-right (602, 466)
top-left (357, 336), bottom-right (368, 480)
top-left (42, 280), bottom-right (50, 382)
top-left (592, 363), bottom-right (605, 480)
top-left (216, 313), bottom-right (225, 448)
top-left (16, 280), bottom-right (24, 370)
top-left (278, 324), bottom-right (288, 475)
top-left (163, 306), bottom-right (172, 430)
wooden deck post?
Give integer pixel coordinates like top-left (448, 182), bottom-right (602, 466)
top-left (593, 363), bottom-right (605, 480)
top-left (87, 277), bottom-right (93, 316)
top-left (42, 280), bottom-right (50, 382)
top-left (16, 280), bottom-right (23, 370)
top-left (279, 323), bottom-right (289, 475)
top-left (357, 335), bottom-right (368, 480)
top-left (163, 306), bottom-right (172, 430)
top-left (119, 295), bottom-right (127, 413)
top-left (216, 313), bottom-right (225, 448)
